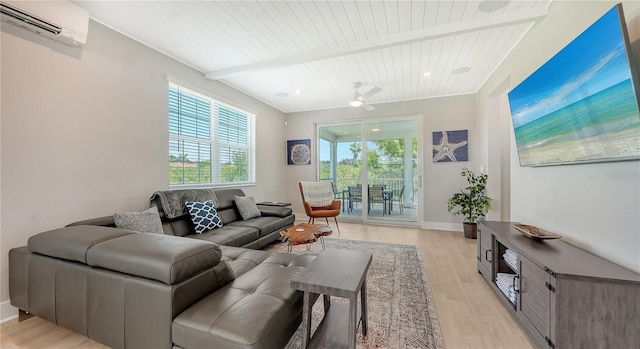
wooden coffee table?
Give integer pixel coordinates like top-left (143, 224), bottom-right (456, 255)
top-left (280, 223), bottom-right (332, 253)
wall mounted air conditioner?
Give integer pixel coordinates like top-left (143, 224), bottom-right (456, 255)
top-left (0, 0), bottom-right (88, 46)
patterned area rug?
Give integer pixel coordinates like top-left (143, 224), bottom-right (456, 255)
top-left (264, 238), bottom-right (445, 349)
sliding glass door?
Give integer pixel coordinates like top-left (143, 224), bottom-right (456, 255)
top-left (317, 116), bottom-right (421, 225)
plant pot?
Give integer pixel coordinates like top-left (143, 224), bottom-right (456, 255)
top-left (463, 222), bottom-right (477, 239)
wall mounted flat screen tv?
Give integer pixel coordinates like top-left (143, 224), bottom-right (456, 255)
top-left (508, 4), bottom-right (640, 167)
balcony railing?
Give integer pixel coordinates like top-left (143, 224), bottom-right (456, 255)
top-left (321, 177), bottom-right (415, 204)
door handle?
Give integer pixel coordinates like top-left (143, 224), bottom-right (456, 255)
top-left (485, 249), bottom-right (492, 262)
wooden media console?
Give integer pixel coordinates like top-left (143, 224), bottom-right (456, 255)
top-left (478, 221), bottom-right (640, 348)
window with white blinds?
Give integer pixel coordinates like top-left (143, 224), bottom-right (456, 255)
top-left (168, 82), bottom-right (256, 187)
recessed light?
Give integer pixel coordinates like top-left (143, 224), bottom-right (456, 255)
top-left (452, 67), bottom-right (471, 75)
top-left (371, 128), bottom-right (381, 132)
top-left (276, 92), bottom-right (289, 97)
top-left (423, 71), bottom-right (432, 77)
top-left (478, 0), bottom-right (510, 13)
top-left (295, 90), bottom-right (301, 95)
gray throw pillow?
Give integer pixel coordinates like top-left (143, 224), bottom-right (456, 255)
top-left (234, 195), bottom-right (261, 220)
top-left (113, 206), bottom-right (164, 234)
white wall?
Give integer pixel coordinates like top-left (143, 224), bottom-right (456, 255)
top-left (285, 95), bottom-right (478, 230)
top-left (0, 20), bottom-right (288, 314)
top-left (477, 0), bottom-right (640, 273)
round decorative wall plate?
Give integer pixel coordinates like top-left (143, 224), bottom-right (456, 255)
top-left (290, 143), bottom-right (310, 165)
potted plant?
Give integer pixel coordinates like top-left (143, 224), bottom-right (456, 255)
top-left (447, 168), bottom-right (492, 239)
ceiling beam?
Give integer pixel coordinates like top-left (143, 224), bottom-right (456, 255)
top-left (204, 7), bottom-right (548, 80)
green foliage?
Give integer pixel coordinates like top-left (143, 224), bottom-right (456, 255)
top-left (319, 160), bottom-right (331, 180)
top-left (337, 161), bottom-right (362, 182)
top-left (447, 168), bottom-right (492, 223)
top-left (315, 137), bottom-right (419, 192)
top-left (372, 139), bottom-right (418, 162)
top-left (169, 150), bottom-right (248, 185)
top-left (169, 154), bottom-right (190, 163)
top-left (349, 142), bottom-right (361, 167)
top-left (170, 160), bottom-right (211, 185)
top-left (367, 149), bottom-right (379, 169)
top-left (221, 151), bottom-right (248, 182)
top-left (373, 139), bottom-right (403, 158)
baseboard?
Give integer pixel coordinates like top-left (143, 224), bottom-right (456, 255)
top-left (305, 213), bottom-right (462, 232)
top-left (421, 221), bottom-right (462, 232)
top-left (1, 300), bottom-right (18, 324)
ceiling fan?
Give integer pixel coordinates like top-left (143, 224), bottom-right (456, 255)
top-left (349, 82), bottom-right (382, 111)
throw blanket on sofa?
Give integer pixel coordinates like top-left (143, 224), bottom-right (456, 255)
top-left (301, 181), bottom-right (334, 207)
top-left (150, 189), bottom-right (217, 219)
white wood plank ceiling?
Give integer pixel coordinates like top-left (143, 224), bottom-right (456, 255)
top-left (75, 1), bottom-right (551, 113)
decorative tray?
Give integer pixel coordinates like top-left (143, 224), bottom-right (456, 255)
top-left (513, 224), bottom-right (561, 240)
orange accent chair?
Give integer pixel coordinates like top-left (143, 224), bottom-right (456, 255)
top-left (299, 181), bottom-right (341, 235)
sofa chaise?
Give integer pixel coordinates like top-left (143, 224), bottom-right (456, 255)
top-left (10, 225), bottom-right (314, 348)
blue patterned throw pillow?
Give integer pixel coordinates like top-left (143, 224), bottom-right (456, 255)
top-left (185, 200), bottom-right (223, 234)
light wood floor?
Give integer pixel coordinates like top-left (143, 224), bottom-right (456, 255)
top-left (1, 222), bottom-right (534, 349)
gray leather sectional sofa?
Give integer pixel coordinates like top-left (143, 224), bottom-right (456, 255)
top-left (9, 188), bottom-right (311, 349)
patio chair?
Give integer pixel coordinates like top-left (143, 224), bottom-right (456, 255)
top-left (368, 185), bottom-right (387, 215)
top-left (347, 186), bottom-right (362, 213)
top-left (392, 185), bottom-right (405, 214)
top-left (299, 181), bottom-right (341, 234)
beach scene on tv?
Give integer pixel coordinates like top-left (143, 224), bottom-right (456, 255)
top-left (508, 6), bottom-right (640, 167)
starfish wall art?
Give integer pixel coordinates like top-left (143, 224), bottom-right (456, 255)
top-left (433, 130), bottom-right (468, 162)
